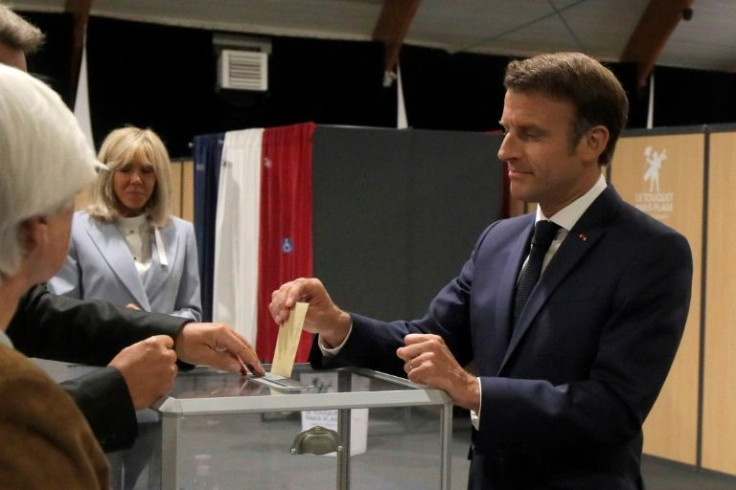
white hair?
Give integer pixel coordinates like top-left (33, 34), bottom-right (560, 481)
top-left (0, 64), bottom-right (101, 283)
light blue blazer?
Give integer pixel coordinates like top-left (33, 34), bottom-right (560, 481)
top-left (49, 211), bottom-right (202, 321)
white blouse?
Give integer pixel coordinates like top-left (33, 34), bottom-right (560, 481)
top-left (117, 215), bottom-right (152, 281)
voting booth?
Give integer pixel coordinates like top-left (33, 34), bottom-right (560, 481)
top-left (154, 365), bottom-right (453, 490)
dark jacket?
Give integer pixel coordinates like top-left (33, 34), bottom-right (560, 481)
top-left (7, 284), bottom-right (189, 451)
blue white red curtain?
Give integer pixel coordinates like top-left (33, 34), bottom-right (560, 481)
top-left (201, 123), bottom-right (314, 362)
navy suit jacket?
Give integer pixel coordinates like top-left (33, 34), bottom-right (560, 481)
top-left (310, 186), bottom-right (693, 489)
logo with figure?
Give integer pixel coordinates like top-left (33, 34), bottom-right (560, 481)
top-left (634, 145), bottom-right (674, 221)
top-left (281, 237), bottom-right (293, 253)
top-left (643, 146), bottom-right (666, 192)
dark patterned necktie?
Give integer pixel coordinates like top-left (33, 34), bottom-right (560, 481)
top-left (513, 220), bottom-right (561, 324)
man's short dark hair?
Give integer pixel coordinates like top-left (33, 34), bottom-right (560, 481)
top-left (0, 3), bottom-right (45, 54)
top-left (504, 52), bottom-right (629, 165)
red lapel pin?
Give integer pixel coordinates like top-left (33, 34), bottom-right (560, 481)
top-left (578, 233), bottom-right (588, 242)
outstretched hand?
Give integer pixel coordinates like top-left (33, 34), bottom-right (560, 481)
top-left (175, 323), bottom-right (265, 376)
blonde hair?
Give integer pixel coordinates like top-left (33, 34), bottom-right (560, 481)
top-left (87, 126), bottom-right (172, 227)
top-left (0, 64), bottom-right (100, 284)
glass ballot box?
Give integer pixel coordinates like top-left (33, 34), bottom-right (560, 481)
top-left (153, 364), bottom-right (453, 490)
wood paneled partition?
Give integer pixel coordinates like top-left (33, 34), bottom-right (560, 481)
top-left (610, 132), bottom-right (704, 465)
top-left (170, 159), bottom-right (195, 221)
top-left (703, 131), bottom-right (736, 475)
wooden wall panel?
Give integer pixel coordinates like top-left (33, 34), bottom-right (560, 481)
top-left (610, 134), bottom-right (703, 465)
top-left (169, 159), bottom-right (194, 221)
top-left (169, 159), bottom-right (183, 218)
top-left (702, 132), bottom-right (736, 475)
top-left (181, 160), bottom-right (195, 222)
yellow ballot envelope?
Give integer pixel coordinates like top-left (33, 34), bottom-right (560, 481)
top-left (270, 301), bottom-right (308, 378)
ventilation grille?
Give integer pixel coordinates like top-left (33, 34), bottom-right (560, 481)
top-left (217, 49), bottom-right (268, 91)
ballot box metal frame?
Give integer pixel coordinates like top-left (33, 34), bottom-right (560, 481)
top-left (154, 364), bottom-right (453, 490)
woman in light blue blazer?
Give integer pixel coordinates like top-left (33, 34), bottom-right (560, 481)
top-left (50, 126), bottom-right (202, 322)
top-left (49, 126), bottom-right (202, 489)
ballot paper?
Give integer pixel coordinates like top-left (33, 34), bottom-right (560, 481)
top-left (270, 302), bottom-right (308, 377)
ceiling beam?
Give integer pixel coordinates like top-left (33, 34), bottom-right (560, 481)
top-left (372, 0), bottom-right (422, 75)
top-left (65, 0), bottom-right (93, 99)
top-left (621, 0), bottom-right (695, 88)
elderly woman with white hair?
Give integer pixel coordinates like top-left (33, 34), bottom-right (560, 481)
top-left (49, 126), bottom-right (202, 322)
top-left (0, 64), bottom-right (108, 488)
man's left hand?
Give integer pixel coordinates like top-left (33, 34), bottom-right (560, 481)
top-left (397, 333), bottom-right (479, 412)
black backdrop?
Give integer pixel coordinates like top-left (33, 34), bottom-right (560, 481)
top-left (313, 126), bottom-right (504, 319)
top-left (18, 10), bottom-right (736, 158)
top-left (22, 11), bottom-right (74, 106)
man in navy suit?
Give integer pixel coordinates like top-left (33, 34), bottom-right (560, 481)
top-left (270, 52), bottom-right (692, 489)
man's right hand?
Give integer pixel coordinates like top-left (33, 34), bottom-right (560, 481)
top-left (268, 278), bottom-right (352, 348)
top-left (108, 335), bottom-right (177, 410)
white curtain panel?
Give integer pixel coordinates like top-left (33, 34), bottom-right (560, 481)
top-left (213, 128), bottom-right (264, 342)
top-left (73, 40), bottom-right (95, 150)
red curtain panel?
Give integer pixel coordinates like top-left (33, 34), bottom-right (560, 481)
top-left (257, 123), bottom-right (315, 362)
